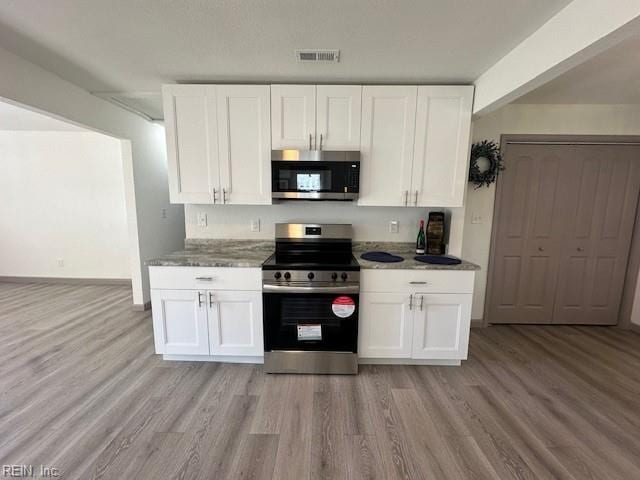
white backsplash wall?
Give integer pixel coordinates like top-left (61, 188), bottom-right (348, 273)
top-left (185, 203), bottom-right (465, 257)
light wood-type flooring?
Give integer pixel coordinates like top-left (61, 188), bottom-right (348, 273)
top-left (1, 282), bottom-right (640, 479)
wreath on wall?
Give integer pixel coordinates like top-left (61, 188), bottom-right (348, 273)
top-left (469, 140), bottom-right (504, 189)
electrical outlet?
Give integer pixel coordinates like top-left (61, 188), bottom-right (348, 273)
top-left (57, 258), bottom-right (64, 268)
top-left (389, 221), bottom-right (399, 234)
top-left (471, 212), bottom-right (483, 224)
top-left (197, 212), bottom-right (208, 227)
top-left (250, 219), bottom-right (260, 232)
top-left (161, 208), bottom-right (167, 219)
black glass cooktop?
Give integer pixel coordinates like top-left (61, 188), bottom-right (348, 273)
top-left (261, 253), bottom-right (361, 271)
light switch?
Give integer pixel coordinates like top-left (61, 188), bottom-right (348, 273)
top-left (251, 219), bottom-right (260, 232)
top-left (389, 221), bottom-right (399, 233)
top-left (471, 212), bottom-right (483, 224)
top-left (197, 212), bottom-right (208, 227)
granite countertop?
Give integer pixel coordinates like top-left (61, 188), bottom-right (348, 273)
top-left (353, 242), bottom-right (480, 271)
top-left (146, 239), bottom-right (274, 268)
top-left (148, 239), bottom-right (480, 271)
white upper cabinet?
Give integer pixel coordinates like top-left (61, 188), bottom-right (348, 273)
top-left (358, 86), bottom-right (417, 206)
top-left (271, 84), bottom-right (316, 149)
top-left (412, 86), bottom-right (474, 207)
top-left (163, 85), bottom-right (218, 204)
top-left (162, 84), bottom-right (272, 205)
top-left (316, 85), bottom-right (362, 150)
top-left (271, 84), bottom-right (362, 150)
top-left (216, 85), bottom-right (271, 205)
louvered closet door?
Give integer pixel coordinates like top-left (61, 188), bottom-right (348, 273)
top-left (488, 144), bottom-right (575, 324)
top-left (553, 145), bottom-right (640, 325)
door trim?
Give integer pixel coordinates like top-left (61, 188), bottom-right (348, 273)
top-left (483, 134), bottom-right (640, 328)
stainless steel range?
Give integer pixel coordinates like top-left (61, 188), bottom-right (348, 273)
top-left (261, 223), bottom-right (360, 374)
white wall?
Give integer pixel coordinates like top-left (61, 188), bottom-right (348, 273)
top-left (0, 44), bottom-right (185, 306)
top-left (464, 103), bottom-right (640, 322)
top-left (0, 131), bottom-right (130, 279)
top-left (185, 204), bottom-right (466, 257)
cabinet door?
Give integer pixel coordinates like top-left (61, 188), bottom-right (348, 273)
top-left (411, 294), bottom-right (471, 360)
top-left (162, 85), bottom-right (219, 204)
top-left (207, 291), bottom-right (263, 356)
top-left (217, 85), bottom-right (272, 205)
top-left (359, 292), bottom-right (413, 358)
top-left (271, 85), bottom-right (316, 149)
top-left (412, 86), bottom-right (473, 207)
top-left (358, 86), bottom-right (417, 206)
top-left (316, 85), bottom-right (362, 150)
top-left (151, 289), bottom-right (209, 355)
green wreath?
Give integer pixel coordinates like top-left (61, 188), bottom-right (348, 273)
top-left (469, 140), bottom-right (504, 189)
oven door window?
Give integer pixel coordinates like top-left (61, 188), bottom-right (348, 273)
top-left (272, 162), bottom-right (333, 192)
top-left (263, 293), bottom-right (358, 352)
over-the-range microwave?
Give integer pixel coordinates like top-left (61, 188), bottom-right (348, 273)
top-left (271, 150), bottom-right (360, 201)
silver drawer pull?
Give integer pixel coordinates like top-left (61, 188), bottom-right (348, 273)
top-left (195, 276), bottom-right (213, 281)
top-left (409, 281), bottom-right (427, 285)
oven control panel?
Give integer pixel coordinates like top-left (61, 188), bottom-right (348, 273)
top-left (263, 270), bottom-right (360, 284)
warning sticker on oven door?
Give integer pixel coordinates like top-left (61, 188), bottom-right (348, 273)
top-left (298, 324), bottom-right (322, 341)
top-left (332, 296), bottom-right (356, 318)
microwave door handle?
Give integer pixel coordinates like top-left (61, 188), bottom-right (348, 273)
top-left (309, 133), bottom-right (312, 150)
top-left (319, 134), bottom-right (323, 151)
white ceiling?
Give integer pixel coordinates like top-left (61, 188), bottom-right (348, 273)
top-left (516, 33), bottom-right (640, 104)
top-left (0, 0), bottom-right (572, 95)
top-left (0, 101), bottom-right (86, 131)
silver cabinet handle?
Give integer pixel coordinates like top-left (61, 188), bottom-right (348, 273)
top-left (319, 133), bottom-right (323, 151)
top-left (195, 276), bottom-right (213, 281)
top-left (419, 295), bottom-right (424, 311)
top-left (403, 190), bottom-right (409, 206)
top-left (212, 188), bottom-right (217, 203)
top-left (309, 133), bottom-right (312, 150)
top-left (197, 292), bottom-right (204, 308)
top-left (414, 190), bottom-right (419, 206)
top-left (222, 188), bottom-right (228, 203)
top-left (409, 281), bottom-right (427, 285)
top-left (409, 294), bottom-right (413, 311)
top-left (208, 292), bottom-right (214, 308)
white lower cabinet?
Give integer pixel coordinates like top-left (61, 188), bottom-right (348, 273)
top-left (207, 291), bottom-right (263, 356)
top-left (411, 293), bottom-right (471, 359)
top-left (150, 267), bottom-right (263, 359)
top-left (359, 293), bottom-right (413, 358)
top-left (358, 270), bottom-right (474, 362)
top-left (151, 289), bottom-right (210, 355)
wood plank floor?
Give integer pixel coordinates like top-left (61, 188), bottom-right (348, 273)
top-left (2, 282), bottom-right (640, 479)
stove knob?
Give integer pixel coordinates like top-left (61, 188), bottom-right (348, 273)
top-left (274, 272), bottom-right (281, 280)
top-left (331, 272), bottom-right (338, 281)
top-left (307, 272), bottom-right (315, 280)
top-left (284, 272), bottom-right (291, 280)
top-left (341, 272), bottom-right (348, 281)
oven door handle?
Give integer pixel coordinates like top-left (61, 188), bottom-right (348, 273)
top-left (263, 284), bottom-right (360, 294)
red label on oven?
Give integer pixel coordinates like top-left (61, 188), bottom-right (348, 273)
top-left (332, 296), bottom-right (356, 318)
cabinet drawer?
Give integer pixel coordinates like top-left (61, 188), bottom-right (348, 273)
top-left (149, 266), bottom-right (261, 291)
top-left (361, 269), bottom-right (474, 294)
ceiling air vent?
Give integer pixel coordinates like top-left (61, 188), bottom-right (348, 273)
top-left (295, 49), bottom-right (340, 63)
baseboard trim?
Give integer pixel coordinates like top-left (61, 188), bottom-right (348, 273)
top-left (471, 318), bottom-right (484, 328)
top-left (0, 276), bottom-right (131, 286)
top-left (163, 354), bottom-right (264, 364)
top-left (630, 323), bottom-right (640, 334)
top-left (358, 358), bottom-right (462, 366)
top-left (133, 301), bottom-right (152, 311)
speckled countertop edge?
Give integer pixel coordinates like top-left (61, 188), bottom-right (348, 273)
top-left (147, 239), bottom-right (480, 271)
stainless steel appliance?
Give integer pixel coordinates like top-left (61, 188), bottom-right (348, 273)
top-left (271, 150), bottom-right (360, 201)
top-left (262, 223), bottom-right (360, 374)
